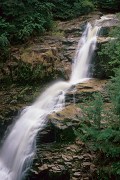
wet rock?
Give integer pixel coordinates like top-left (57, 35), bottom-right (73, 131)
top-left (38, 164), bottom-right (48, 172)
top-left (73, 155), bottom-right (78, 160)
top-left (28, 140), bottom-right (97, 180)
top-left (83, 153), bottom-right (93, 161)
top-left (66, 79), bottom-right (108, 103)
top-left (37, 124), bottom-right (55, 144)
top-left (73, 172), bottom-right (82, 177)
top-left (76, 139), bottom-right (85, 146)
top-left (78, 155), bottom-right (84, 161)
top-left (51, 166), bottom-right (60, 171)
top-left (62, 37), bottom-right (79, 45)
top-left (64, 162), bottom-right (72, 167)
top-left (72, 178), bottom-right (78, 180)
top-left (38, 79), bottom-right (107, 146)
top-left (46, 105), bottom-right (82, 142)
top-left (64, 26), bottom-right (82, 34)
top-left (96, 14), bottom-right (119, 28)
top-left (62, 154), bottom-right (73, 162)
top-left (90, 164), bottom-right (97, 173)
top-left (82, 162), bottom-right (91, 170)
top-left (97, 37), bottom-right (112, 44)
top-left (49, 165), bottom-right (70, 180)
top-left (83, 177), bottom-right (90, 180)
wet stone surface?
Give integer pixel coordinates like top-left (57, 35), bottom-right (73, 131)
top-left (28, 140), bottom-right (97, 180)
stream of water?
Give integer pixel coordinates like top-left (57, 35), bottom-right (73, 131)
top-left (0, 21), bottom-right (99, 180)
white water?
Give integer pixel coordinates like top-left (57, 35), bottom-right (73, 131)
top-left (70, 23), bottom-right (99, 84)
top-left (0, 23), bottom-right (99, 180)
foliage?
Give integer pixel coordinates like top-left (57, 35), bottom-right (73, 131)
top-left (0, 0), bottom-right (95, 49)
top-left (51, 0), bottom-right (94, 20)
top-left (108, 68), bottom-right (120, 116)
top-left (0, 58), bottom-right (63, 85)
top-left (0, 17), bottom-right (13, 47)
top-left (0, 0), bottom-right (53, 47)
top-left (75, 82), bottom-right (120, 178)
top-left (0, 0), bottom-right (120, 50)
top-left (80, 93), bottom-right (103, 129)
top-left (14, 62), bottom-right (43, 84)
top-left (97, 22), bottom-right (120, 78)
top-left (96, 0), bottom-right (120, 11)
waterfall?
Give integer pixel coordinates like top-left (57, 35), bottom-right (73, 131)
top-left (0, 23), bottom-right (99, 180)
top-left (0, 81), bottom-right (71, 180)
top-left (70, 23), bottom-right (99, 84)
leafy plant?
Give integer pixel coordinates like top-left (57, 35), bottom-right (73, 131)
top-left (0, 33), bottom-right (9, 48)
top-left (51, 0), bottom-right (94, 20)
top-left (0, 1), bottom-right (53, 46)
top-left (96, 0), bottom-right (120, 11)
top-left (108, 68), bottom-right (120, 117)
top-left (80, 93), bottom-right (103, 129)
top-left (75, 86), bottom-right (120, 179)
top-left (96, 20), bottom-right (120, 78)
top-left (0, 17), bottom-right (15, 47)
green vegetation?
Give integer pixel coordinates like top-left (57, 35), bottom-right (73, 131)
top-left (0, 0), bottom-right (53, 47)
top-left (0, 0), bottom-right (95, 49)
top-left (108, 68), bottom-right (120, 116)
top-left (75, 20), bottom-right (120, 179)
top-left (0, 0), bottom-right (95, 85)
top-left (51, 0), bottom-right (94, 20)
top-left (75, 73), bottom-right (120, 179)
top-left (94, 19), bottom-right (120, 78)
top-left (0, 59), bottom-right (61, 85)
top-left (0, 0), bottom-right (120, 84)
top-left (96, 0), bottom-right (120, 11)
top-left (0, 0), bottom-right (120, 49)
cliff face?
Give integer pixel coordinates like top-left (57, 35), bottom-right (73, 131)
top-left (28, 79), bottom-right (108, 180)
top-left (0, 11), bottom-right (102, 83)
top-left (0, 12), bottom-right (118, 180)
top-left (1, 12), bottom-right (118, 84)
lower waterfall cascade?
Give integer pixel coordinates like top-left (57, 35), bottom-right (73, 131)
top-left (0, 16), bottom-right (111, 180)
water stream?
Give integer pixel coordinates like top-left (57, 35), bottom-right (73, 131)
top-left (0, 21), bottom-right (100, 180)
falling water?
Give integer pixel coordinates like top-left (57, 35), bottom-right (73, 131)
top-left (0, 22), bottom-right (99, 180)
top-left (0, 81), bottom-right (71, 180)
top-left (70, 23), bottom-right (99, 84)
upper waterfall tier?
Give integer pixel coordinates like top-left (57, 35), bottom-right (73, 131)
top-left (70, 23), bottom-right (100, 84)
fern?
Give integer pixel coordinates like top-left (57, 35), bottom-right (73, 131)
top-left (75, 86), bottom-right (120, 178)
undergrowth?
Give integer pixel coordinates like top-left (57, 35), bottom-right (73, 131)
top-left (75, 72), bottom-right (120, 179)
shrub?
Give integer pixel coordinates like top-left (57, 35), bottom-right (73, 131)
top-left (96, 0), bottom-right (120, 11)
top-left (97, 21), bottom-right (120, 78)
top-left (0, 17), bottom-right (14, 47)
top-left (9, 61), bottom-right (51, 84)
top-left (51, 0), bottom-right (94, 20)
top-left (0, 0), bottom-right (95, 49)
top-left (79, 93), bottom-right (103, 129)
top-left (75, 87), bottom-right (120, 179)
top-left (108, 68), bottom-right (120, 117)
top-left (0, 1), bottom-right (53, 46)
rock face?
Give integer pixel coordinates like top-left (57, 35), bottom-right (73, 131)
top-left (0, 78), bottom-right (108, 179)
top-left (27, 79), bottom-right (107, 180)
top-left (0, 11), bottom-right (103, 83)
top-left (28, 141), bottom-right (97, 180)
top-left (0, 85), bottom-right (43, 142)
top-left (66, 79), bottom-right (108, 104)
top-left (1, 12), bottom-right (118, 82)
